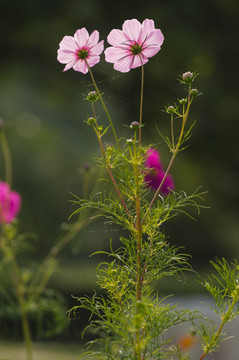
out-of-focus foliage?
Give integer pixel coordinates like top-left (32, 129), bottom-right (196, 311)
top-left (0, 0), bottom-right (239, 268)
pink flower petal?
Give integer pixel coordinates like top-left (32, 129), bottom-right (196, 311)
top-left (0, 182), bottom-right (9, 204)
top-left (57, 50), bottom-right (77, 64)
top-left (73, 60), bottom-right (89, 74)
top-left (142, 19), bottom-right (155, 34)
top-left (130, 55), bottom-right (148, 69)
top-left (88, 30), bottom-right (100, 48)
top-left (90, 40), bottom-right (104, 56)
top-left (58, 36), bottom-right (77, 52)
top-left (87, 55), bottom-right (101, 68)
top-left (144, 149), bottom-right (174, 195)
top-left (142, 45), bottom-right (161, 59)
top-left (159, 172), bottom-right (174, 195)
top-left (138, 19), bottom-right (155, 43)
top-left (4, 192), bottom-right (21, 223)
top-left (122, 19), bottom-right (141, 42)
top-left (143, 29), bottom-right (164, 49)
top-left (74, 28), bottom-right (89, 48)
top-left (105, 46), bottom-right (130, 63)
top-left (145, 148), bottom-right (163, 170)
top-left (63, 58), bottom-right (78, 72)
top-left (113, 55), bottom-right (133, 73)
top-left (0, 182), bottom-right (21, 223)
top-left (107, 29), bottom-right (127, 47)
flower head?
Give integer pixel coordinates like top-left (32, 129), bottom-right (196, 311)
top-left (57, 28), bottom-right (104, 74)
top-left (0, 182), bottom-right (21, 224)
top-left (105, 18), bottom-right (164, 73)
top-left (144, 148), bottom-right (174, 195)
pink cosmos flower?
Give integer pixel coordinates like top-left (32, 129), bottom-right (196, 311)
top-left (57, 28), bottom-right (104, 74)
top-left (144, 148), bottom-right (174, 195)
top-left (105, 18), bottom-right (164, 73)
top-left (0, 182), bottom-right (21, 224)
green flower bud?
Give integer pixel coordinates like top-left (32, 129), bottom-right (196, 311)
top-left (87, 91), bottom-right (98, 102)
top-left (130, 121), bottom-right (140, 130)
top-left (190, 88), bottom-right (199, 97)
top-left (178, 98), bottom-right (187, 105)
top-left (166, 106), bottom-right (175, 114)
top-left (126, 139), bottom-right (134, 146)
top-left (87, 117), bottom-right (96, 125)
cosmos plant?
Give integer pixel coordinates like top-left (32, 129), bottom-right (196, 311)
top-left (57, 19), bottom-right (239, 360)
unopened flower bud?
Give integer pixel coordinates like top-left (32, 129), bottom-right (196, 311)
top-left (126, 139), bottom-right (134, 146)
top-left (87, 91), bottom-right (98, 102)
top-left (166, 106), bottom-right (175, 114)
top-left (182, 71), bottom-right (194, 83)
top-left (178, 98), bottom-right (187, 105)
top-left (130, 121), bottom-right (140, 130)
top-left (87, 117), bottom-right (96, 125)
top-left (190, 88), bottom-right (199, 97)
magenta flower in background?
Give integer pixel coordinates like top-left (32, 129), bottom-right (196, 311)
top-left (105, 18), bottom-right (164, 73)
top-left (57, 28), bottom-right (104, 74)
top-left (144, 148), bottom-right (174, 195)
top-left (0, 182), bottom-right (21, 224)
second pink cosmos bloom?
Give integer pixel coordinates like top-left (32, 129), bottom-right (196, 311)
top-left (57, 28), bottom-right (104, 74)
top-left (144, 148), bottom-right (174, 195)
top-left (0, 182), bottom-right (21, 224)
top-left (105, 18), bottom-right (164, 73)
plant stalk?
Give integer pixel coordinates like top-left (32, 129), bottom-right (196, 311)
top-left (0, 130), bottom-right (12, 186)
top-left (90, 102), bottom-right (132, 220)
top-left (144, 92), bottom-right (192, 218)
top-left (8, 233), bottom-right (33, 360)
top-left (133, 130), bottom-right (143, 360)
top-left (86, 61), bottom-right (121, 151)
top-left (138, 61), bottom-right (144, 146)
top-left (199, 296), bottom-right (237, 360)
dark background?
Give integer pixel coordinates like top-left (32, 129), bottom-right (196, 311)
top-left (1, 0), bottom-right (239, 301)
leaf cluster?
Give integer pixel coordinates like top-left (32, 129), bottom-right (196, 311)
top-left (191, 258), bottom-right (239, 357)
top-left (0, 223), bottom-right (67, 339)
top-left (203, 258), bottom-right (239, 319)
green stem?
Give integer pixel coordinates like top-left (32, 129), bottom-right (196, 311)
top-left (7, 231), bottom-right (33, 360)
top-left (133, 130), bottom-right (143, 360)
top-left (199, 297), bottom-right (237, 360)
top-left (0, 130), bottom-right (12, 186)
top-left (86, 61), bottom-right (121, 151)
top-left (90, 101), bottom-right (132, 220)
top-left (138, 61), bottom-right (144, 146)
top-left (29, 219), bottom-right (92, 303)
top-left (171, 114), bottom-right (175, 148)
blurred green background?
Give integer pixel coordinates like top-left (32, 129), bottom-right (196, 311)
top-left (1, 0), bottom-right (239, 343)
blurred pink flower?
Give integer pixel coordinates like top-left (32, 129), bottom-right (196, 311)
top-left (0, 182), bottom-right (21, 224)
top-left (144, 148), bottom-right (174, 195)
top-left (57, 28), bottom-right (104, 74)
top-left (105, 18), bottom-right (164, 73)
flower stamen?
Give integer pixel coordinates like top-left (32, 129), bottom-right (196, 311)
top-left (78, 49), bottom-right (89, 59)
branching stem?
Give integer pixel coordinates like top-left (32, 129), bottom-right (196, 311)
top-left (143, 92), bottom-right (192, 220)
top-left (91, 103), bottom-right (132, 220)
top-left (199, 296), bottom-right (237, 360)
